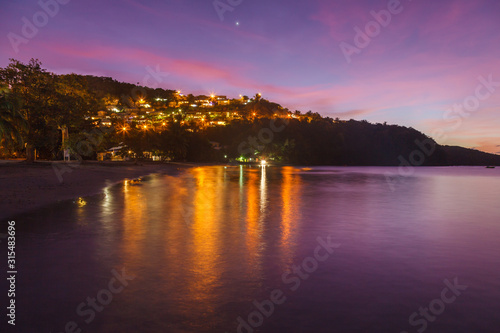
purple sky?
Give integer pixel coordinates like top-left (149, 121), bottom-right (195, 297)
top-left (1, 0), bottom-right (500, 153)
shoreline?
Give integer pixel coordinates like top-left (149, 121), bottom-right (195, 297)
top-left (1, 161), bottom-right (497, 221)
top-left (0, 161), bottom-right (192, 221)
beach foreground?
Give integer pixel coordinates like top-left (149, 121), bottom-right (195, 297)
top-left (0, 160), bottom-right (186, 220)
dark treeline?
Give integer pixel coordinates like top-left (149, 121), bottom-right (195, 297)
top-left (1, 58), bottom-right (499, 166)
top-left (121, 117), bottom-right (500, 166)
top-left (201, 118), bottom-right (500, 165)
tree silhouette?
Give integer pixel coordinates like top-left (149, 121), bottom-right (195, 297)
top-left (0, 83), bottom-right (26, 151)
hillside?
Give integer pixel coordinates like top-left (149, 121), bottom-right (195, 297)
top-left (440, 146), bottom-right (500, 166)
top-left (2, 60), bottom-right (498, 166)
top-left (202, 118), bottom-right (499, 166)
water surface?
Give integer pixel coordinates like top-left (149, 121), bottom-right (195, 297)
top-left (3, 166), bottom-right (500, 332)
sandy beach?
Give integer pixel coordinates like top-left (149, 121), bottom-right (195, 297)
top-left (0, 160), bottom-right (189, 221)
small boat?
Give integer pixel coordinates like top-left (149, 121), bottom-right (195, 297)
top-left (486, 166), bottom-right (496, 169)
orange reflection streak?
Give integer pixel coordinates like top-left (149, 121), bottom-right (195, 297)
top-left (122, 180), bottom-right (146, 263)
top-left (164, 175), bottom-right (191, 260)
top-left (280, 167), bottom-right (302, 266)
top-left (187, 167), bottom-right (223, 311)
top-left (260, 166), bottom-right (267, 214)
top-left (244, 170), bottom-right (263, 278)
top-left (75, 197), bottom-right (88, 227)
top-left (246, 170), bottom-right (259, 228)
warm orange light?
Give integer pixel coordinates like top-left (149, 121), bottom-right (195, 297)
top-left (143, 125), bottom-right (147, 130)
top-left (162, 122), bottom-right (166, 126)
top-left (122, 127), bottom-right (127, 131)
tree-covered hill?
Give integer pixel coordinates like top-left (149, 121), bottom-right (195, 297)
top-left (440, 146), bottom-right (500, 166)
top-left (1, 58), bottom-right (499, 166)
top-left (203, 118), bottom-right (500, 166)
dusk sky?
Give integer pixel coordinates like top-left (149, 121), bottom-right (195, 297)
top-left (1, 0), bottom-right (499, 153)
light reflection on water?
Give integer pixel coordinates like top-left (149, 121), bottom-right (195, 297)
top-left (5, 166), bottom-right (500, 333)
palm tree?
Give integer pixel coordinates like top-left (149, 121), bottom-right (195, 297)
top-left (0, 84), bottom-right (26, 150)
top-left (162, 115), bottom-right (188, 160)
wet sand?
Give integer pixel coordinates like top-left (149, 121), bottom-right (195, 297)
top-left (0, 160), bottom-right (189, 221)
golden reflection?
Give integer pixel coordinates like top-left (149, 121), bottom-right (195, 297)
top-left (76, 197), bottom-right (87, 207)
top-left (75, 197), bottom-right (88, 227)
top-left (260, 165), bottom-right (267, 213)
top-left (245, 169), bottom-right (263, 276)
top-left (187, 167), bottom-right (223, 312)
top-left (280, 167), bottom-right (303, 267)
top-left (166, 175), bottom-right (191, 260)
top-left (122, 177), bottom-right (146, 262)
top-left (246, 170), bottom-right (259, 225)
top-left (114, 166), bottom-right (302, 317)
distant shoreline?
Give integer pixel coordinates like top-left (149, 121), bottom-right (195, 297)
top-left (0, 161), bottom-right (190, 221)
top-left (1, 161), bottom-right (498, 221)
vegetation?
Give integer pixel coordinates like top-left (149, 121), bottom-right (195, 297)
top-left (0, 59), bottom-right (99, 160)
top-left (0, 83), bottom-right (26, 153)
top-left (1, 58), bottom-right (499, 166)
